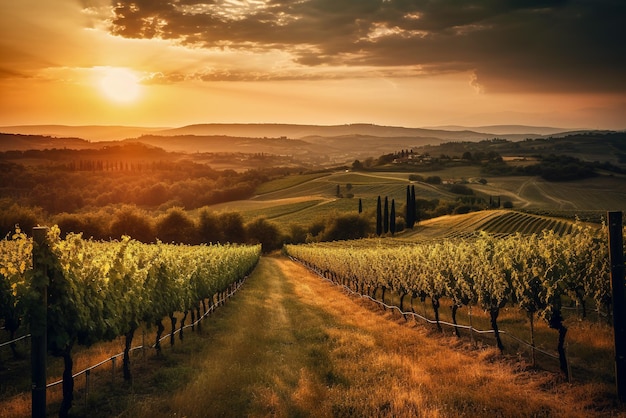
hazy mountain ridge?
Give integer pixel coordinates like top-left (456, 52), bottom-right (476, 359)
top-left (0, 125), bottom-right (170, 141)
top-left (127, 134), bottom-right (318, 155)
top-left (0, 123), bottom-right (575, 143)
top-left (423, 125), bottom-right (578, 136)
top-left (0, 133), bottom-right (95, 152)
top-left (154, 123), bottom-right (549, 141)
top-left (2, 125), bottom-right (622, 167)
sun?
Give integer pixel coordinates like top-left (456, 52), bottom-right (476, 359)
top-left (98, 68), bottom-right (141, 103)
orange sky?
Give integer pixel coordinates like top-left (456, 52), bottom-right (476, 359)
top-left (1, 0), bottom-right (625, 130)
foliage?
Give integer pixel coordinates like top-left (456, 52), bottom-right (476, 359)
top-left (320, 214), bottom-right (371, 242)
top-left (0, 148), bottom-right (295, 215)
top-left (285, 222), bottom-right (610, 377)
top-left (245, 217), bottom-right (284, 252)
top-left (0, 226), bottom-right (261, 416)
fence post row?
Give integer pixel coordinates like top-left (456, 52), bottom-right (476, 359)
top-left (608, 211), bottom-right (626, 404)
top-left (31, 227), bottom-right (49, 418)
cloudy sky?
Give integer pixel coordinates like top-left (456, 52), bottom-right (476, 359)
top-left (1, 0), bottom-right (625, 129)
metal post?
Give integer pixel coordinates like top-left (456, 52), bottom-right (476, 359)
top-left (31, 227), bottom-right (49, 418)
top-left (608, 211), bottom-right (626, 403)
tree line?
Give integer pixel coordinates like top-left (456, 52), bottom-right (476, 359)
top-left (0, 146), bottom-right (298, 214)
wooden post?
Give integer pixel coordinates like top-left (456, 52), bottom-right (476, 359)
top-left (111, 356), bottom-right (116, 384)
top-left (608, 211), bottom-right (626, 403)
top-left (468, 305), bottom-right (474, 345)
top-left (31, 227), bottom-right (49, 418)
top-left (85, 369), bottom-right (90, 408)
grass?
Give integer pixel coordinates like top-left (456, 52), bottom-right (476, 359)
top-left (254, 172), bottom-right (330, 195)
top-left (378, 291), bottom-right (616, 383)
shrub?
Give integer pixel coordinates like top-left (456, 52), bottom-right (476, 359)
top-left (110, 206), bottom-right (155, 242)
top-left (155, 207), bottom-right (198, 244)
top-left (321, 213), bottom-right (371, 241)
top-left (246, 217), bottom-right (283, 253)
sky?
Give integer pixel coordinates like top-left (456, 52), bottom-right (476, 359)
top-left (1, 0), bottom-right (625, 130)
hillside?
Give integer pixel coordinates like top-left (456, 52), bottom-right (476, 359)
top-left (207, 168), bottom-right (625, 238)
top-left (127, 134), bottom-right (447, 163)
top-left (0, 125), bottom-right (168, 141)
top-left (155, 123), bottom-right (525, 141)
top-left (424, 124), bottom-right (581, 135)
top-left (0, 133), bottom-right (97, 152)
top-left (397, 210), bottom-right (578, 241)
top-left (0, 123), bottom-right (567, 142)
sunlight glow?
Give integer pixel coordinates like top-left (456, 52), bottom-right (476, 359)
top-left (98, 68), bottom-right (141, 103)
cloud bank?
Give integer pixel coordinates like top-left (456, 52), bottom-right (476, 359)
top-left (103, 0), bottom-right (626, 92)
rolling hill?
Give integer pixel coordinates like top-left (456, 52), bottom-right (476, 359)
top-left (0, 125), bottom-right (169, 141)
top-left (0, 123), bottom-right (570, 142)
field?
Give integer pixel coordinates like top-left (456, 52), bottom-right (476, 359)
top-left (200, 168), bottom-right (626, 234)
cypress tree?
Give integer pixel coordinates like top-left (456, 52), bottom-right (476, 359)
top-left (411, 185), bottom-right (417, 227)
top-left (390, 199), bottom-right (396, 235)
top-left (384, 196), bottom-right (389, 234)
top-left (358, 198), bottom-right (363, 214)
top-left (376, 196), bottom-right (382, 236)
top-left (406, 185), bottom-right (413, 228)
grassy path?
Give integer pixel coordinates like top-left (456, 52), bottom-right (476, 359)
top-left (110, 256), bottom-right (615, 417)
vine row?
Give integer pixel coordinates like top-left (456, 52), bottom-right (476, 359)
top-left (1, 226), bottom-right (261, 417)
top-left (285, 223), bottom-right (615, 380)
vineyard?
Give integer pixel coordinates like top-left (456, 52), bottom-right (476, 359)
top-left (478, 211), bottom-right (572, 235)
top-left (0, 227), bottom-right (261, 417)
top-left (285, 222), bottom-right (618, 381)
top-left (2, 211), bottom-right (625, 416)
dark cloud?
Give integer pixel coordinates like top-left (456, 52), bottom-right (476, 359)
top-left (107, 0), bottom-right (626, 92)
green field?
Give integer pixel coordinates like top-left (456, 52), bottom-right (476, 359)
top-left (476, 175), bottom-right (626, 211)
top-left (204, 169), bottom-right (625, 235)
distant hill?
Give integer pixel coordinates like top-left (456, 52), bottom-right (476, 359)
top-left (154, 123), bottom-right (544, 141)
top-left (127, 133), bottom-right (448, 163)
top-left (0, 125), bottom-right (169, 141)
top-left (1, 124), bottom-right (619, 167)
top-left (0, 123), bottom-right (565, 142)
top-left (0, 133), bottom-right (96, 151)
top-left (423, 125), bottom-right (575, 136)
top-left (128, 134), bottom-right (317, 155)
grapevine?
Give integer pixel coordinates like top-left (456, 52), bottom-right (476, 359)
top-left (285, 222), bottom-right (610, 378)
top-left (0, 227), bottom-right (260, 417)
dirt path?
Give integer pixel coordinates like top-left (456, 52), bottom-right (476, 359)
top-left (124, 256), bottom-right (617, 418)
top-left (516, 177), bottom-right (577, 209)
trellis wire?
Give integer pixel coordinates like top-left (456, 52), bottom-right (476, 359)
top-left (45, 277), bottom-right (245, 389)
top-left (292, 257), bottom-right (559, 361)
top-left (0, 333), bottom-right (31, 348)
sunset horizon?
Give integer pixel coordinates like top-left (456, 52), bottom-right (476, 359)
top-left (2, 1), bottom-right (625, 130)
